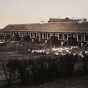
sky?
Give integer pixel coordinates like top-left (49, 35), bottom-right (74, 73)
top-left (0, 0), bottom-right (88, 28)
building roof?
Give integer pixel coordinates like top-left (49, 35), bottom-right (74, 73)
top-left (2, 18), bottom-right (88, 32)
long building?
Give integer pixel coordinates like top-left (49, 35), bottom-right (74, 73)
top-left (0, 17), bottom-right (88, 47)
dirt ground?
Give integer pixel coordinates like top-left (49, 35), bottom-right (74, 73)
top-left (0, 76), bottom-right (88, 88)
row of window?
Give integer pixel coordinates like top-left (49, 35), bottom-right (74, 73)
top-left (0, 32), bottom-right (88, 41)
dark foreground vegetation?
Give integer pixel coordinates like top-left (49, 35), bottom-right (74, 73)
top-left (1, 53), bottom-right (88, 87)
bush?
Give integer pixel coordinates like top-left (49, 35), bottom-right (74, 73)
top-left (5, 54), bottom-right (88, 84)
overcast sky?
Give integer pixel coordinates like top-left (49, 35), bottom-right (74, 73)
top-left (0, 0), bottom-right (88, 28)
